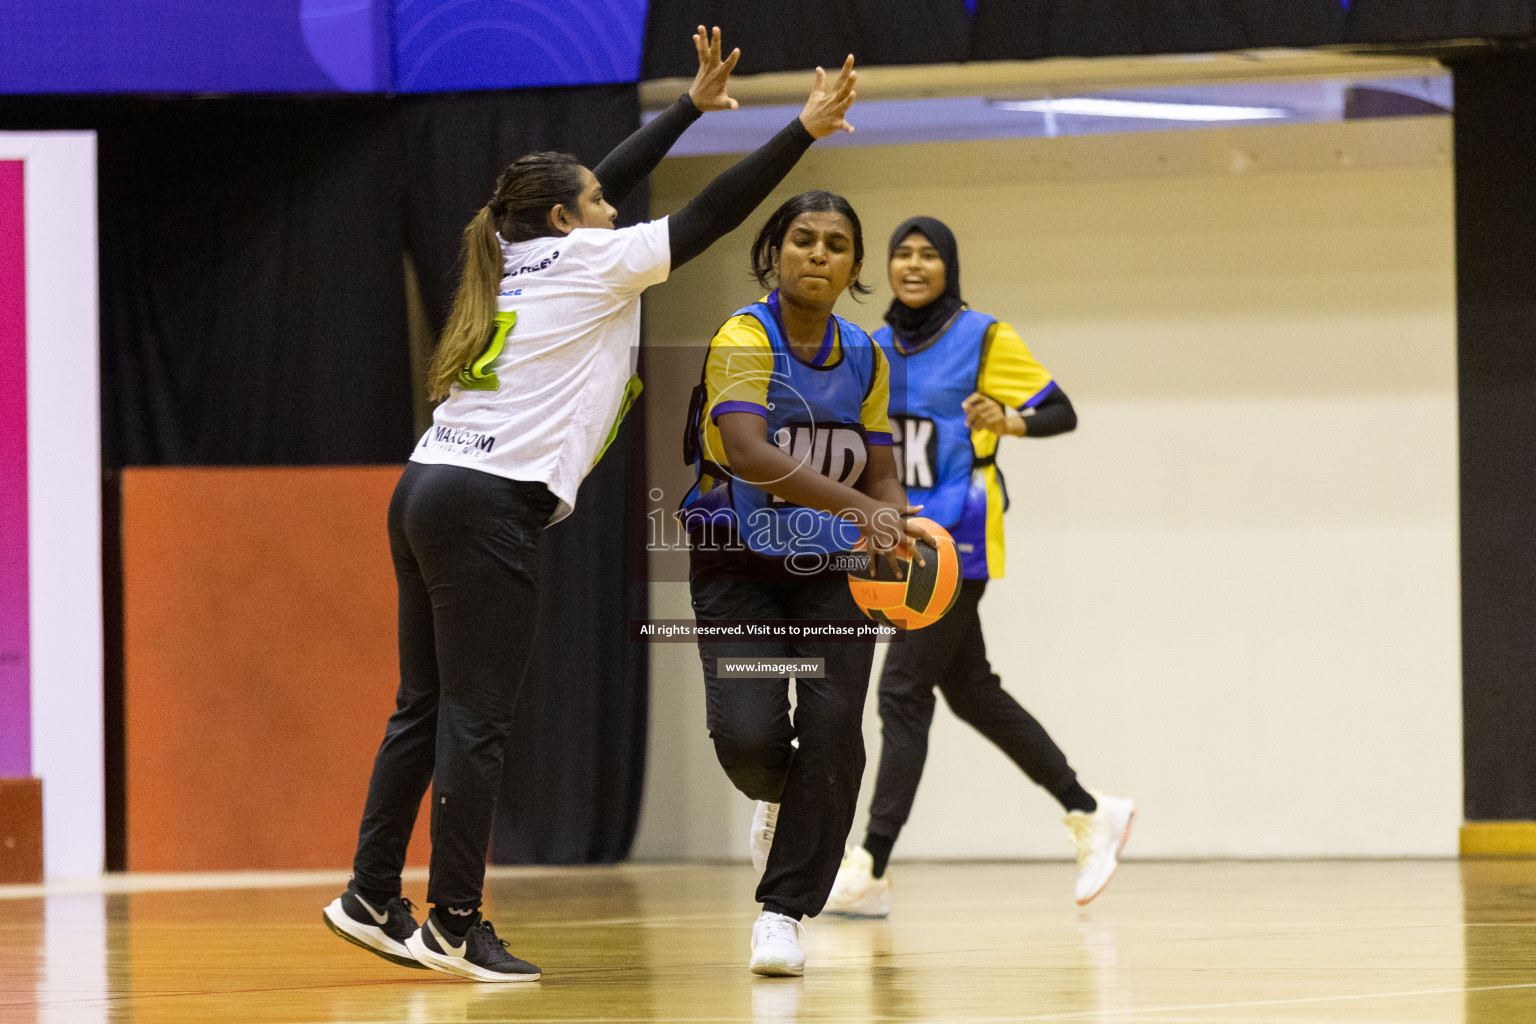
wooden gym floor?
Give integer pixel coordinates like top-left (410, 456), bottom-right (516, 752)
top-left (3, 859), bottom-right (1536, 1023)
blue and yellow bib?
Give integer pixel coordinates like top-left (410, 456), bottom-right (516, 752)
top-left (682, 300), bottom-right (881, 558)
top-left (877, 309), bottom-right (1006, 580)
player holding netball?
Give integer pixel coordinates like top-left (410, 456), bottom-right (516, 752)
top-left (825, 216), bottom-right (1135, 917)
top-left (679, 191), bottom-right (932, 975)
top-left (323, 30), bottom-right (862, 983)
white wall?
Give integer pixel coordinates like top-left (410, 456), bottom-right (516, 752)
top-left (634, 115), bottom-right (1460, 860)
top-left (2, 132), bottom-right (104, 877)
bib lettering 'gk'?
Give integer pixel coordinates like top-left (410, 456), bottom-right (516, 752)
top-left (889, 414), bottom-right (938, 490)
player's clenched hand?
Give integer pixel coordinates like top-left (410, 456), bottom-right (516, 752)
top-left (688, 26), bottom-right (740, 112)
top-left (963, 391), bottom-right (1021, 436)
top-left (798, 55), bottom-right (857, 139)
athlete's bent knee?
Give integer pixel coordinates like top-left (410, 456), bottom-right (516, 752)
top-left (709, 730), bottom-right (791, 801)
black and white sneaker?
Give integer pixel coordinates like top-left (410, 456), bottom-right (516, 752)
top-left (406, 911), bottom-right (542, 983)
top-left (323, 883), bottom-right (429, 969)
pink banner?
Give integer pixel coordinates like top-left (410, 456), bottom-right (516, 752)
top-left (0, 160), bottom-right (28, 777)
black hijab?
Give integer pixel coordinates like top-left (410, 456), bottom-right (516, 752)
top-left (883, 215), bottom-right (963, 350)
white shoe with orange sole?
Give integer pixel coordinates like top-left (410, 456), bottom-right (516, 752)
top-left (824, 846), bottom-right (891, 918)
top-left (1065, 793), bottom-right (1136, 905)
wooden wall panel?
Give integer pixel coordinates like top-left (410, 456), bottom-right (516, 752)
top-left (122, 467), bottom-right (429, 871)
top-left (0, 777), bottom-right (43, 882)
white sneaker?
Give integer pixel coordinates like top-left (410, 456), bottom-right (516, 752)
top-left (1065, 792), bottom-right (1136, 906)
top-left (749, 910), bottom-right (806, 976)
top-left (749, 801), bottom-right (779, 874)
top-left (823, 846), bottom-right (891, 918)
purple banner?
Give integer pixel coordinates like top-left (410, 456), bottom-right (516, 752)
top-left (0, 160), bottom-right (28, 777)
top-left (0, 2), bottom-right (392, 94)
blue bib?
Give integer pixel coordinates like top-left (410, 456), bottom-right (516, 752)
top-left (875, 309), bottom-right (996, 528)
top-left (682, 301), bottom-right (879, 557)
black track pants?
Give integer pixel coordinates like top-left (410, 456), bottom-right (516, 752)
top-left (866, 578), bottom-right (1079, 843)
top-left (690, 573), bottom-right (875, 919)
top-left (351, 461), bottom-right (556, 909)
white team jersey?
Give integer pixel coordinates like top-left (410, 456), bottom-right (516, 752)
top-left (412, 218), bottom-right (670, 523)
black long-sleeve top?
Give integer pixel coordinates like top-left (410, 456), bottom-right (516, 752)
top-left (592, 94), bottom-right (816, 270)
top-left (1021, 386), bottom-right (1077, 437)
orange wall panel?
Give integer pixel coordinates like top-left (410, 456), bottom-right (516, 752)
top-left (123, 466), bottom-right (430, 871)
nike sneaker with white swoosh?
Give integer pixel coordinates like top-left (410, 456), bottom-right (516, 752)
top-left (323, 883), bottom-right (428, 969)
top-left (406, 911), bottom-right (542, 982)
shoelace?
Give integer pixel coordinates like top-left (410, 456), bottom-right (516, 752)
top-left (477, 919), bottom-right (511, 951)
top-left (1066, 814), bottom-right (1095, 866)
top-left (759, 914), bottom-right (806, 946)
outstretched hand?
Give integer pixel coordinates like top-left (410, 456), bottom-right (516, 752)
top-left (798, 55), bottom-right (857, 139)
top-left (688, 26), bottom-right (740, 112)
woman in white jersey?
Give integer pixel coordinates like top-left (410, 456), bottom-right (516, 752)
top-left (323, 28), bottom-right (860, 983)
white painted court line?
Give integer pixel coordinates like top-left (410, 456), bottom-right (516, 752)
top-left (0, 868), bottom-right (358, 898)
top-left (0, 863), bottom-right (635, 899)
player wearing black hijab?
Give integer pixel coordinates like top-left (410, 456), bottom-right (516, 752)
top-left (825, 216), bottom-right (1135, 915)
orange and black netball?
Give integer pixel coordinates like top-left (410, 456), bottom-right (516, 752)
top-left (847, 517), bottom-right (962, 630)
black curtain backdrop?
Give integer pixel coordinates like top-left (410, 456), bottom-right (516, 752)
top-left (643, 0), bottom-right (971, 77)
top-left (0, 85), bottom-right (650, 865)
top-left (969, 0), bottom-right (1346, 59)
top-left (643, 0), bottom-right (1534, 76)
top-left (1451, 52), bottom-right (1536, 822)
top-left (0, 96), bottom-right (415, 466)
top-left (1346, 0), bottom-right (1531, 42)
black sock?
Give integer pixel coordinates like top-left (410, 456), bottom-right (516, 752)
top-left (435, 904), bottom-right (480, 936)
top-left (1058, 781), bottom-right (1097, 814)
top-left (863, 831), bottom-right (897, 878)
top-left (763, 902), bottom-right (802, 921)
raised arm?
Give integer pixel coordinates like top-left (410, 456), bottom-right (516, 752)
top-left (668, 56), bottom-right (858, 270)
top-left (593, 26), bottom-right (739, 206)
